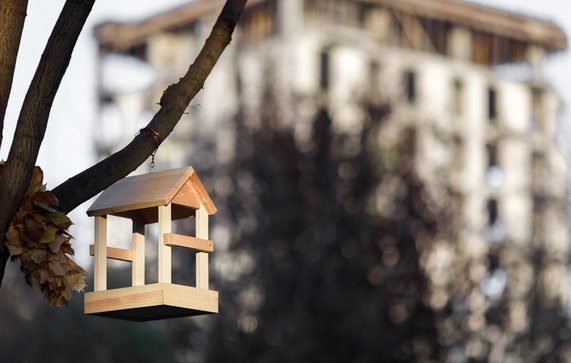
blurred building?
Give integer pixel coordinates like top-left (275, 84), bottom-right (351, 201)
top-left (93, 0), bottom-right (568, 306)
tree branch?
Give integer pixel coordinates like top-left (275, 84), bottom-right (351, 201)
top-left (0, 0), bottom-right (29, 148)
top-left (53, 0), bottom-right (247, 213)
top-left (0, 0), bottom-right (94, 256)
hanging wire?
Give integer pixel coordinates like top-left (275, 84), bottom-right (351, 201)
top-left (138, 127), bottom-right (162, 171)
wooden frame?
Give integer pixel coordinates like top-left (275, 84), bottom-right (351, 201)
top-left (158, 204), bottom-right (172, 283)
top-left (164, 233), bottom-right (214, 252)
top-left (93, 216), bottom-right (107, 292)
top-left (89, 245), bottom-right (132, 262)
top-left (195, 204), bottom-right (209, 290)
top-left (132, 219), bottom-right (145, 286)
top-left (85, 167), bottom-right (218, 321)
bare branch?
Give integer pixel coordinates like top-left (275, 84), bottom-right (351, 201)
top-left (0, 0), bottom-right (28, 148)
top-left (0, 0), bottom-right (94, 252)
top-left (53, 0), bottom-right (247, 213)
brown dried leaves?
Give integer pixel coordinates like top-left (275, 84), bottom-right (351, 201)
top-left (4, 166), bottom-right (86, 307)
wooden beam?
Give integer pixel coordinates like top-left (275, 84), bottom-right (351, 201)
top-left (195, 204), bottom-right (209, 289)
top-left (158, 204), bottom-right (172, 283)
top-left (132, 219), bottom-right (145, 286)
top-left (89, 245), bottom-right (133, 262)
top-left (164, 233), bottom-right (214, 253)
top-left (94, 215), bottom-right (107, 291)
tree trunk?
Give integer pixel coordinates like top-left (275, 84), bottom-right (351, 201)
top-left (0, 0), bottom-right (28, 148)
top-left (0, 0), bottom-right (94, 290)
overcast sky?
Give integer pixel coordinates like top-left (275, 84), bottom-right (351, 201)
top-left (2, 0), bottom-right (571, 248)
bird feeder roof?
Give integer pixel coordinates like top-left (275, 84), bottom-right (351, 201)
top-left (87, 167), bottom-right (216, 223)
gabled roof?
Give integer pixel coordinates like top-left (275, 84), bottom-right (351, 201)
top-left (87, 167), bottom-right (216, 223)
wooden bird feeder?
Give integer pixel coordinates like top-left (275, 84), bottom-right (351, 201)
top-left (84, 167), bottom-right (218, 321)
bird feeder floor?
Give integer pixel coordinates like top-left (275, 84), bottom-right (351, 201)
top-left (84, 283), bottom-right (218, 322)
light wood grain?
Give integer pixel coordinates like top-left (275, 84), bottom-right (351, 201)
top-left (84, 283), bottom-right (218, 318)
top-left (164, 233), bottom-right (214, 252)
top-left (86, 167), bottom-right (193, 216)
top-left (195, 204), bottom-right (209, 289)
top-left (89, 245), bottom-right (133, 262)
top-left (94, 216), bottom-right (107, 291)
top-left (189, 172), bottom-right (217, 215)
top-left (86, 167), bottom-right (219, 218)
top-left (172, 181), bottom-right (201, 210)
top-left (158, 204), bottom-right (172, 283)
top-left (163, 283), bottom-right (218, 313)
top-left (132, 219), bottom-right (145, 286)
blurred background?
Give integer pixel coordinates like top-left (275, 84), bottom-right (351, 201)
top-left (2, 0), bottom-right (571, 362)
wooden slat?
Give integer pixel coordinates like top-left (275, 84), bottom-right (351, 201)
top-left (132, 219), bottom-right (145, 286)
top-left (195, 204), bottom-right (209, 289)
top-left (94, 216), bottom-right (107, 291)
top-left (164, 233), bottom-right (214, 253)
top-left (158, 204), bottom-right (172, 283)
top-left (89, 245), bottom-right (133, 262)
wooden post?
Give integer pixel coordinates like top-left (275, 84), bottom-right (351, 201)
top-left (94, 215), bottom-right (107, 291)
top-left (195, 203), bottom-right (209, 289)
top-left (158, 204), bottom-right (172, 283)
top-left (132, 218), bottom-right (145, 286)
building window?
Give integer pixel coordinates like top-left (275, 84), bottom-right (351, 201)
top-left (319, 50), bottom-right (330, 91)
top-left (369, 60), bottom-right (381, 99)
top-left (451, 192), bottom-right (464, 219)
top-left (452, 78), bottom-right (463, 116)
top-left (480, 267), bottom-right (506, 300)
top-left (484, 198), bottom-right (506, 243)
top-left (305, 0), bottom-right (359, 27)
top-left (419, 17), bottom-right (450, 54)
top-left (487, 199), bottom-right (498, 224)
top-left (530, 86), bottom-right (543, 130)
top-left (486, 143), bottom-right (498, 166)
top-left (532, 195), bottom-right (546, 240)
top-left (451, 136), bottom-right (464, 170)
top-left (239, 0), bottom-right (277, 42)
top-left (487, 86), bottom-right (497, 121)
top-left (531, 152), bottom-right (547, 195)
top-left (403, 70), bottom-right (416, 103)
top-left (485, 143), bottom-right (504, 188)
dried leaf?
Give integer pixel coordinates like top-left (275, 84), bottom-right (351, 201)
top-left (34, 191), bottom-right (58, 206)
top-left (6, 244), bottom-right (25, 256)
top-left (3, 165), bottom-right (86, 307)
top-left (64, 270), bottom-right (87, 292)
top-left (24, 215), bottom-right (45, 241)
top-left (48, 213), bottom-right (72, 229)
top-left (29, 248), bottom-right (48, 264)
top-left (5, 225), bottom-right (21, 246)
top-left (48, 261), bottom-right (67, 277)
top-left (48, 234), bottom-right (67, 253)
top-left (39, 224), bottom-right (59, 244)
top-left (26, 167), bottom-right (44, 197)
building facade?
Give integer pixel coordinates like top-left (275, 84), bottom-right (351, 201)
top-left (94, 0), bottom-right (568, 342)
